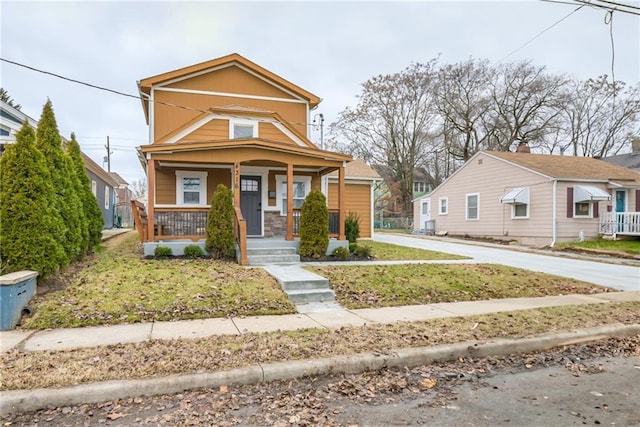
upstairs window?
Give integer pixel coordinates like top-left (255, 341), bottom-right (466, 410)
top-left (230, 120), bottom-right (257, 139)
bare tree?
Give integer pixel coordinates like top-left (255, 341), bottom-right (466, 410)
top-left (329, 61), bottom-right (440, 216)
top-left (558, 76), bottom-right (640, 157)
top-left (488, 62), bottom-right (567, 152)
top-left (131, 176), bottom-right (147, 200)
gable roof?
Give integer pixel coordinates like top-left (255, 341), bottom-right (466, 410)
top-left (327, 158), bottom-right (381, 180)
top-left (602, 153), bottom-right (640, 171)
top-left (485, 151), bottom-right (640, 184)
top-left (138, 53), bottom-right (322, 121)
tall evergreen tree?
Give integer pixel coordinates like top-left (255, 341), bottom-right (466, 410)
top-left (0, 122), bottom-right (66, 278)
top-left (66, 133), bottom-right (97, 253)
top-left (35, 100), bottom-right (84, 262)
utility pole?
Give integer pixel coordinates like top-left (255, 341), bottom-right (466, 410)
top-left (104, 136), bottom-right (112, 172)
top-left (313, 113), bottom-right (324, 149)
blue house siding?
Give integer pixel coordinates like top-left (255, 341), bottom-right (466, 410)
top-left (87, 170), bottom-right (115, 229)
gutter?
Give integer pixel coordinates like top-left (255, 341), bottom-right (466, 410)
top-left (551, 179), bottom-right (557, 247)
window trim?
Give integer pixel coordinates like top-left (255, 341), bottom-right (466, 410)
top-left (438, 197), bottom-right (448, 215)
top-left (229, 119), bottom-right (258, 139)
top-left (512, 203), bottom-right (529, 219)
top-left (276, 175), bottom-right (312, 216)
top-left (104, 187), bottom-right (110, 210)
top-left (91, 180), bottom-right (97, 197)
top-left (574, 201), bottom-right (593, 218)
top-left (175, 170), bottom-right (208, 206)
top-left (465, 193), bottom-right (480, 220)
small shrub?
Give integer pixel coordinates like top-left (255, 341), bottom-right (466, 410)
top-left (183, 244), bottom-right (204, 258)
top-left (345, 212), bottom-right (360, 243)
top-left (349, 243), bottom-right (358, 253)
top-left (332, 246), bottom-right (350, 260)
top-left (154, 246), bottom-right (173, 257)
top-left (299, 190), bottom-right (329, 258)
top-left (355, 245), bottom-right (372, 257)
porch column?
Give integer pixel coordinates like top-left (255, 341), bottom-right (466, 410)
top-left (146, 158), bottom-right (156, 242)
top-left (338, 163), bottom-right (346, 240)
top-left (286, 163), bottom-right (294, 240)
top-left (233, 162), bottom-right (240, 208)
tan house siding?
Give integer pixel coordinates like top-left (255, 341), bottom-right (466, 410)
top-left (258, 122), bottom-right (293, 144)
top-left (555, 181), bottom-right (610, 243)
top-left (165, 66), bottom-right (300, 100)
top-left (183, 118), bottom-right (229, 142)
top-left (328, 182), bottom-right (372, 238)
top-left (155, 167), bottom-right (231, 205)
top-left (153, 86), bottom-right (307, 142)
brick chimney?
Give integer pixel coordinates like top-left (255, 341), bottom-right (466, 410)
top-left (516, 141), bottom-right (530, 153)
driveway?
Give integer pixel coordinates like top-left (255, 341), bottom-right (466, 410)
top-left (374, 234), bottom-right (640, 292)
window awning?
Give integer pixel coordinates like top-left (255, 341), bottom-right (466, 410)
top-left (500, 187), bottom-right (529, 204)
top-left (574, 185), bottom-right (610, 202)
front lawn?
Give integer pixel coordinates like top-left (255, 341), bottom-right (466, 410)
top-left (22, 233), bottom-right (296, 329)
top-left (305, 264), bottom-right (609, 309)
top-left (554, 238), bottom-right (640, 256)
top-left (358, 240), bottom-right (468, 261)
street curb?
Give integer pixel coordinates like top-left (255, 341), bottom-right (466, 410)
top-left (2, 323), bottom-right (639, 415)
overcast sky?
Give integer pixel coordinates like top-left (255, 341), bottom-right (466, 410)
top-left (2, 0), bottom-right (638, 184)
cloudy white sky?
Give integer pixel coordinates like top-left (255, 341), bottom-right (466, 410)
top-left (2, 0), bottom-right (639, 184)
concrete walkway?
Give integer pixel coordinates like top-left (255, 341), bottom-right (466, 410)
top-left (374, 234), bottom-right (640, 292)
top-left (2, 291), bottom-right (638, 353)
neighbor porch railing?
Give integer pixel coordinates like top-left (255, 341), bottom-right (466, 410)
top-left (292, 209), bottom-right (340, 237)
top-left (599, 212), bottom-right (640, 237)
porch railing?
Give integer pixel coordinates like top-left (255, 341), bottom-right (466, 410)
top-left (292, 209), bottom-right (340, 237)
top-left (234, 206), bottom-right (249, 266)
top-left (154, 207), bottom-right (208, 240)
top-left (599, 212), bottom-right (640, 236)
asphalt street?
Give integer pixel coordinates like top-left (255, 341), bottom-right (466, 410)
top-left (374, 234), bottom-right (640, 292)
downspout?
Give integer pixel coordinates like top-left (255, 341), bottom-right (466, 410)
top-left (551, 179), bottom-right (557, 247)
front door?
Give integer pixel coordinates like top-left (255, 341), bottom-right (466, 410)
top-left (240, 176), bottom-right (262, 236)
top-left (420, 198), bottom-right (431, 231)
top-left (616, 190), bottom-right (626, 213)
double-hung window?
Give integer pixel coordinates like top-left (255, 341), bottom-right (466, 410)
top-left (104, 187), bottom-right (110, 210)
top-left (439, 197), bottom-right (448, 215)
top-left (466, 193), bottom-right (479, 220)
top-left (176, 171), bottom-right (208, 206)
top-left (277, 175), bottom-right (311, 215)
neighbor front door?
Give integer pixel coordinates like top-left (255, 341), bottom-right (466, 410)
top-left (420, 198), bottom-right (431, 230)
top-left (240, 176), bottom-right (262, 235)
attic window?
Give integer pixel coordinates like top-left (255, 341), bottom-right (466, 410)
top-left (230, 119), bottom-right (257, 139)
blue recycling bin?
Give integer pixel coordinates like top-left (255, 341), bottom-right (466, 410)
top-left (0, 271), bottom-right (38, 330)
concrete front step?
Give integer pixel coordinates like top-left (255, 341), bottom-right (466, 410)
top-left (280, 279), bottom-right (330, 292)
top-left (286, 289), bottom-right (336, 304)
top-left (246, 247), bottom-right (297, 256)
top-left (247, 254), bottom-right (300, 265)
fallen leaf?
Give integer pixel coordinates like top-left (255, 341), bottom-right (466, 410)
top-left (421, 378), bottom-right (437, 389)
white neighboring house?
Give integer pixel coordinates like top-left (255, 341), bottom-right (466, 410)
top-left (0, 100), bottom-right (119, 228)
top-left (412, 148), bottom-right (640, 246)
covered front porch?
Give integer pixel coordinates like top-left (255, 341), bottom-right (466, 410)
top-left (599, 212), bottom-right (640, 238)
top-left (137, 138), bottom-right (353, 264)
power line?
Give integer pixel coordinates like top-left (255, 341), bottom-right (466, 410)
top-left (541, 0), bottom-right (640, 16)
top-left (499, 4), bottom-right (585, 63)
top-left (0, 57), bottom-right (321, 130)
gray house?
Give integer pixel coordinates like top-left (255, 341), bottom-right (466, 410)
top-left (0, 99), bottom-right (119, 228)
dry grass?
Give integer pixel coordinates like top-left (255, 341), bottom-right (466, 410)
top-left (306, 263), bottom-right (609, 309)
top-left (2, 302), bottom-right (638, 391)
top-left (360, 240), bottom-right (468, 260)
top-left (21, 233), bottom-right (296, 329)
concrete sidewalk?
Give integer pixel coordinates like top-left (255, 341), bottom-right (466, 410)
top-left (2, 291), bottom-right (638, 353)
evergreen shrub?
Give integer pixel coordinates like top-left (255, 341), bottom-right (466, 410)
top-left (355, 245), bottom-right (372, 257)
top-left (205, 184), bottom-right (235, 259)
top-left (332, 246), bottom-right (350, 260)
top-left (298, 190), bottom-right (329, 258)
top-left (154, 246), bottom-right (172, 257)
top-left (183, 244), bottom-right (204, 258)
top-left (345, 212), bottom-right (360, 243)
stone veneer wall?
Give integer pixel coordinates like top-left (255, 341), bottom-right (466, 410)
top-left (264, 211), bottom-right (287, 238)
